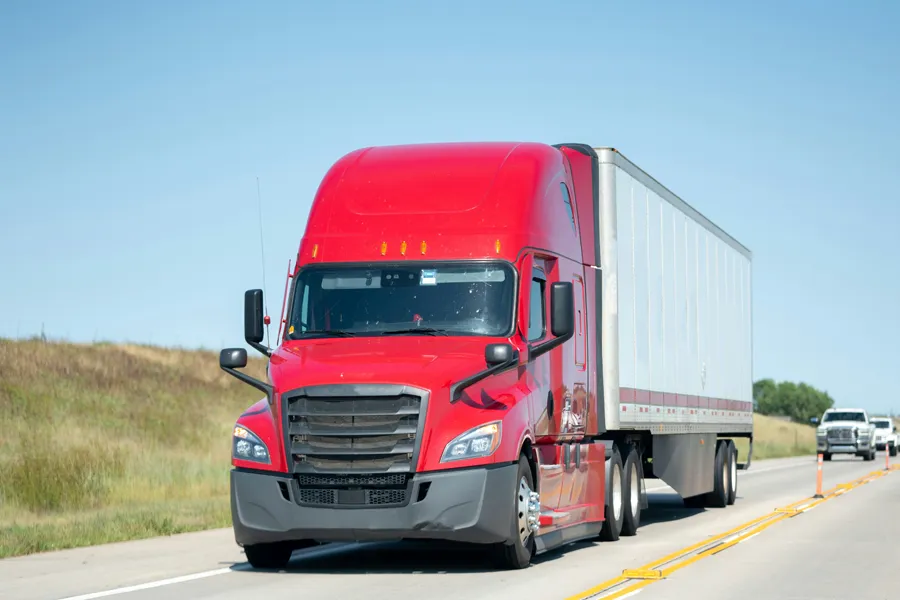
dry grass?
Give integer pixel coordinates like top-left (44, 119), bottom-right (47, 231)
top-left (733, 413), bottom-right (817, 461)
top-left (0, 338), bottom-right (819, 558)
top-left (0, 338), bottom-right (266, 558)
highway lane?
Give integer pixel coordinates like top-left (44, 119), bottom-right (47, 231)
top-left (2, 455), bottom-right (894, 600)
top-left (640, 460), bottom-right (900, 600)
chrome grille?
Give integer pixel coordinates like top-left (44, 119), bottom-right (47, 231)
top-left (827, 427), bottom-right (855, 443)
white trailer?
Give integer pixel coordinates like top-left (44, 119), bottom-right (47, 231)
top-left (591, 147), bottom-right (753, 505)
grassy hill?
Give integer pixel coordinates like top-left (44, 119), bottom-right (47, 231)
top-left (0, 338), bottom-right (818, 558)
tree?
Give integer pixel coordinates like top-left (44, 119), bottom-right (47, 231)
top-left (753, 378), bottom-right (835, 424)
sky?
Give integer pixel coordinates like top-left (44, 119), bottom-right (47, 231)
top-left (1, 0), bottom-right (898, 413)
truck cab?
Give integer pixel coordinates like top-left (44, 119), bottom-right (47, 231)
top-left (816, 408), bottom-right (877, 461)
top-left (871, 417), bottom-right (898, 456)
top-left (219, 142), bottom-right (611, 570)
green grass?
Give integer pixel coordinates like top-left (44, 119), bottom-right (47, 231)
top-left (0, 338), bottom-right (820, 558)
top-left (0, 338), bottom-right (267, 558)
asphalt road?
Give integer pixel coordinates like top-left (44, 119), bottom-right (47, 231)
top-left (3, 454), bottom-right (896, 600)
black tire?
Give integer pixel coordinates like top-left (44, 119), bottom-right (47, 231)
top-left (709, 440), bottom-right (729, 508)
top-left (620, 445), bottom-right (642, 536)
top-left (823, 452), bottom-right (832, 461)
top-left (492, 454), bottom-right (537, 569)
top-left (599, 446), bottom-right (624, 542)
top-left (890, 444), bottom-right (897, 457)
top-left (725, 440), bottom-right (737, 506)
top-left (244, 542), bottom-right (294, 570)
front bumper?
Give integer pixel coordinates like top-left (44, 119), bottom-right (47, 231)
top-left (875, 439), bottom-right (895, 450)
top-left (817, 438), bottom-right (872, 454)
top-left (230, 463), bottom-right (518, 547)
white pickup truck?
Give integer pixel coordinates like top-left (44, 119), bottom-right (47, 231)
top-left (871, 417), bottom-right (898, 457)
top-left (815, 408), bottom-right (877, 461)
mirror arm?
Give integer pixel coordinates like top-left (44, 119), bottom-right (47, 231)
top-left (449, 351), bottom-right (520, 404)
top-left (248, 340), bottom-right (272, 358)
top-left (528, 329), bottom-right (575, 362)
top-left (220, 365), bottom-right (273, 401)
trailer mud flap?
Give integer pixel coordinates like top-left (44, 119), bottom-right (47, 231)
top-left (737, 436), bottom-right (753, 471)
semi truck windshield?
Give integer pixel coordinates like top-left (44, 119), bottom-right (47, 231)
top-left (286, 261), bottom-right (516, 339)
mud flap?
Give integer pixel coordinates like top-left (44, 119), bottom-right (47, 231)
top-left (737, 436), bottom-right (753, 471)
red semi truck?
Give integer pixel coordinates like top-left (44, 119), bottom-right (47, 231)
top-left (220, 142), bottom-right (754, 570)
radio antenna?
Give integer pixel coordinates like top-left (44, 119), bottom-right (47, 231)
top-left (256, 176), bottom-right (271, 348)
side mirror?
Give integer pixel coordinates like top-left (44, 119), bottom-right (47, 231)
top-left (550, 281), bottom-right (574, 338)
top-left (245, 289), bottom-right (265, 344)
top-left (244, 289), bottom-right (271, 357)
top-left (809, 417), bottom-right (819, 425)
top-left (528, 281), bottom-right (576, 362)
top-left (220, 347), bottom-right (248, 369)
top-left (485, 343), bottom-right (515, 367)
top-left (218, 346), bottom-right (273, 401)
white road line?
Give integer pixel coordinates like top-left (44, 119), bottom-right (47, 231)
top-left (55, 567), bottom-right (249, 600)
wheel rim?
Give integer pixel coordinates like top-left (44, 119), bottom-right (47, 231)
top-left (629, 463), bottom-right (639, 516)
top-left (612, 463), bottom-right (623, 521)
top-left (721, 453), bottom-right (728, 496)
top-left (517, 476), bottom-right (540, 545)
top-left (730, 449), bottom-right (737, 494)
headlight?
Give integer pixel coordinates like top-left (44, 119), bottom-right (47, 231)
top-left (441, 421), bottom-right (502, 463)
top-left (233, 425), bottom-right (270, 464)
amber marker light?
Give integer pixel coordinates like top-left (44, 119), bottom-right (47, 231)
top-left (420, 241), bottom-right (427, 255)
top-left (495, 239), bottom-right (501, 254)
top-left (380, 241), bottom-right (387, 255)
top-left (312, 244), bottom-right (318, 258)
top-left (400, 241), bottom-right (408, 256)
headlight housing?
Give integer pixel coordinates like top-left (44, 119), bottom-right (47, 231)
top-left (441, 421), bottom-right (502, 463)
top-left (233, 425), bottom-right (270, 464)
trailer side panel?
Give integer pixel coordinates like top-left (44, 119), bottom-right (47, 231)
top-left (595, 148), bottom-right (753, 436)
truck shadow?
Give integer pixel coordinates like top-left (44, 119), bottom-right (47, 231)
top-left (232, 491), bottom-right (712, 575)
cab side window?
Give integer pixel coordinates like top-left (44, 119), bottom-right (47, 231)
top-left (528, 274), bottom-right (546, 341)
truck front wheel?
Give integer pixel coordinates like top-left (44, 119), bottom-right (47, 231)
top-left (890, 444), bottom-right (898, 457)
top-left (244, 542), bottom-right (294, 570)
top-left (492, 454), bottom-right (538, 569)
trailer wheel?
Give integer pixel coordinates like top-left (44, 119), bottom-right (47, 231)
top-left (244, 542), bottom-right (294, 570)
top-left (709, 440), bottom-right (729, 508)
top-left (726, 440), bottom-right (737, 506)
top-left (599, 446), bottom-right (624, 542)
top-left (620, 446), bottom-right (642, 536)
top-left (492, 454), bottom-right (537, 569)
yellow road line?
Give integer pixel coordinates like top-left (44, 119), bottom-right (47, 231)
top-left (564, 467), bottom-right (893, 600)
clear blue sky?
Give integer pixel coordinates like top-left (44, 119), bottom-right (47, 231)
top-left (1, 1), bottom-right (898, 413)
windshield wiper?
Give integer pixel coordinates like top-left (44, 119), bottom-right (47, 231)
top-left (381, 327), bottom-right (450, 336)
top-left (296, 329), bottom-right (356, 337)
